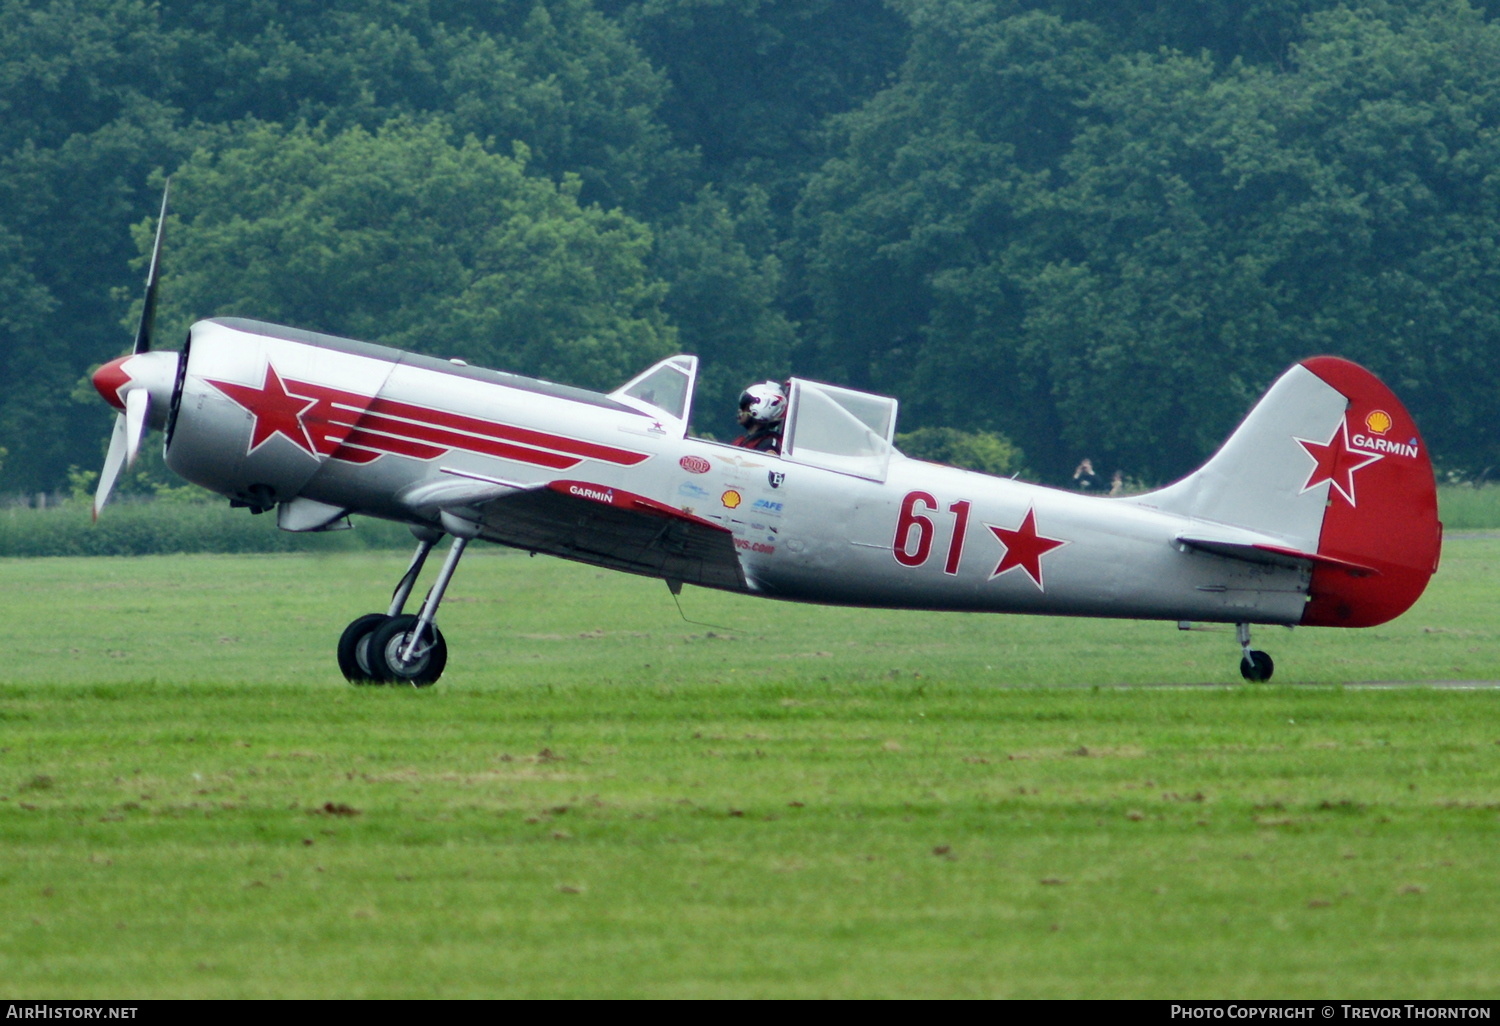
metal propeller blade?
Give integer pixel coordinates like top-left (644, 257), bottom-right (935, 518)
top-left (131, 178), bottom-right (171, 355)
top-left (93, 413), bottom-right (130, 520)
top-left (124, 387), bottom-right (150, 467)
top-left (90, 353), bottom-right (177, 519)
top-left (94, 178), bottom-right (172, 519)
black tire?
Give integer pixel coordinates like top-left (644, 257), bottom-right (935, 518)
top-left (338, 614), bottom-right (392, 684)
top-left (367, 614), bottom-right (447, 687)
top-left (1239, 650), bottom-right (1274, 682)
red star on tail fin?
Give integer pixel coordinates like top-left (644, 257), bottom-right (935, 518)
top-left (1295, 417), bottom-right (1381, 507)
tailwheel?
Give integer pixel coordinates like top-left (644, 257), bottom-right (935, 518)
top-left (1239, 649), bottom-right (1274, 682)
top-left (338, 613), bottom-right (391, 684)
top-left (367, 614), bottom-right (448, 687)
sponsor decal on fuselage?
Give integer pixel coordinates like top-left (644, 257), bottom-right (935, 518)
top-left (677, 481), bottom-right (710, 502)
top-left (734, 538), bottom-right (776, 555)
top-left (569, 484), bottom-right (616, 504)
top-left (721, 489), bottom-right (742, 509)
top-left (751, 498), bottom-right (784, 516)
top-left (679, 455), bottom-right (711, 474)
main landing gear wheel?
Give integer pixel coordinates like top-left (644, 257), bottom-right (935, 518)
top-left (1235, 623), bottom-right (1274, 682)
top-left (1239, 650), bottom-right (1275, 682)
top-left (337, 613), bottom-right (391, 684)
top-left (367, 614), bottom-right (448, 687)
top-left (337, 531), bottom-right (467, 687)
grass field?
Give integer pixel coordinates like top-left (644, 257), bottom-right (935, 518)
top-left (1, 537), bottom-right (1498, 997)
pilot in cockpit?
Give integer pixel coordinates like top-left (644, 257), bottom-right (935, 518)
top-left (733, 381), bottom-right (786, 453)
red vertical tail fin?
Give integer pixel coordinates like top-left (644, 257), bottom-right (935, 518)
top-left (1133, 356), bottom-right (1440, 628)
top-left (1297, 357), bottom-right (1441, 627)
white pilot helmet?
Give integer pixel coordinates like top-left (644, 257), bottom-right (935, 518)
top-left (738, 381), bottom-right (787, 424)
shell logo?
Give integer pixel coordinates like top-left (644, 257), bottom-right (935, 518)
top-left (721, 489), bottom-right (742, 509)
top-left (1364, 410), bottom-right (1393, 435)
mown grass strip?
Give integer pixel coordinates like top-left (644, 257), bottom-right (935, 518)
top-left (0, 541), bottom-right (1496, 996)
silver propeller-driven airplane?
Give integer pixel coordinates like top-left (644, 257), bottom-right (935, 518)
top-left (91, 186), bottom-right (1442, 686)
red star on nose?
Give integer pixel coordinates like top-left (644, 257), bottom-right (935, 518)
top-left (986, 506), bottom-right (1067, 590)
top-left (206, 363), bottom-right (317, 456)
top-left (1295, 417), bottom-right (1381, 507)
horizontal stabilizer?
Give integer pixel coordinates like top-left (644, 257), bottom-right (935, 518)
top-left (1176, 535), bottom-right (1379, 577)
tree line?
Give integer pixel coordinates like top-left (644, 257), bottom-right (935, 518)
top-left (2, 0), bottom-right (1497, 496)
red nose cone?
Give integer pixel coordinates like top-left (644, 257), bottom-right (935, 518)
top-left (92, 356), bottom-right (132, 410)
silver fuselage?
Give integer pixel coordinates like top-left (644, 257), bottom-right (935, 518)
top-left (163, 319), bottom-right (1310, 626)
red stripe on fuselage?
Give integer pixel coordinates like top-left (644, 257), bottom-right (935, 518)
top-left (363, 394), bottom-right (647, 465)
top-left (334, 409), bottom-right (585, 469)
top-left (274, 375), bottom-right (648, 469)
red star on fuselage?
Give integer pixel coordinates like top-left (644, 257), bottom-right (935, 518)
top-left (1295, 417), bottom-right (1381, 507)
top-left (206, 364), bottom-right (318, 456)
top-left (986, 506), bottom-right (1067, 590)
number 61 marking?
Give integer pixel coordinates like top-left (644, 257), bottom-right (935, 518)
top-left (892, 491), bottom-right (971, 575)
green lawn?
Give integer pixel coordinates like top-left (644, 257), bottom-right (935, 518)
top-left (1, 539), bottom-right (1497, 997)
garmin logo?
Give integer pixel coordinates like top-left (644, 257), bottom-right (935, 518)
top-left (1352, 434), bottom-right (1419, 458)
top-left (569, 484), bottom-right (615, 504)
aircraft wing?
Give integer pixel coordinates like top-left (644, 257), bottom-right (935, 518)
top-left (461, 479), bottom-right (747, 591)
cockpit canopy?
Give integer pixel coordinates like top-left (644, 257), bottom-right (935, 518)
top-left (612, 357), bottom-right (900, 481)
top-left (782, 378), bottom-right (899, 482)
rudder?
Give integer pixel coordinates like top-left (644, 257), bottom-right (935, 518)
top-left (1296, 357), bottom-right (1441, 627)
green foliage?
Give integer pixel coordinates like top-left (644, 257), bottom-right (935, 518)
top-left (0, 223), bottom-right (60, 492)
top-left (154, 120), bottom-right (675, 389)
top-left (652, 187), bottom-right (796, 433)
top-left (794, 8), bottom-right (1108, 448)
top-left (797, 0), bottom-right (1500, 483)
top-left (1019, 2), bottom-right (1500, 479)
top-left (609, 0), bottom-right (907, 207)
top-left (122, 0), bottom-right (689, 211)
top-left (0, 501), bottom-right (411, 558)
top-left (896, 426), bottom-right (1026, 476)
top-left (1436, 483), bottom-right (1500, 530)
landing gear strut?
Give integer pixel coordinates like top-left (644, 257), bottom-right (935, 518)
top-left (338, 529), bottom-right (466, 687)
top-left (1236, 623), bottom-right (1274, 682)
